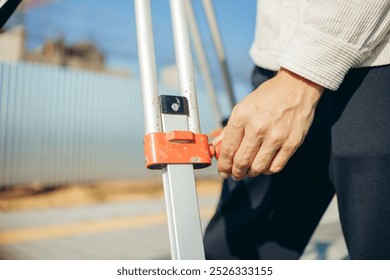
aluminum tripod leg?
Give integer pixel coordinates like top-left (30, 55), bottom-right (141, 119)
top-left (134, 0), bottom-right (161, 134)
top-left (202, 0), bottom-right (236, 110)
top-left (161, 115), bottom-right (204, 260)
top-left (185, 0), bottom-right (222, 127)
top-left (170, 0), bottom-right (201, 134)
top-left (135, 0), bottom-right (205, 260)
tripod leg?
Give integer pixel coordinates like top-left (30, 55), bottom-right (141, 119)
top-left (134, 0), bottom-right (161, 135)
top-left (135, 0), bottom-right (205, 260)
top-left (185, 0), bottom-right (223, 128)
top-left (202, 0), bottom-right (236, 109)
top-left (166, 0), bottom-right (205, 259)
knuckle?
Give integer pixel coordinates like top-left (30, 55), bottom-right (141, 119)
top-left (260, 148), bottom-right (275, 158)
top-left (231, 105), bottom-right (240, 118)
top-left (232, 105), bottom-right (249, 121)
top-left (247, 118), bottom-right (262, 130)
top-left (220, 145), bottom-right (235, 158)
top-left (250, 164), bottom-right (267, 174)
top-left (282, 144), bottom-right (294, 154)
top-left (283, 141), bottom-right (299, 153)
top-left (247, 120), bottom-right (267, 138)
top-left (217, 162), bottom-right (231, 173)
top-left (234, 158), bottom-right (250, 170)
top-left (269, 132), bottom-right (284, 144)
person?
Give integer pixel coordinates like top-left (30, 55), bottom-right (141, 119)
top-left (204, 0), bottom-right (390, 260)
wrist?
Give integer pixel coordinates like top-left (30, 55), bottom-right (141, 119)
top-left (277, 67), bottom-right (324, 103)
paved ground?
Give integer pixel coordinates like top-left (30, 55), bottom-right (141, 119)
top-left (0, 182), bottom-right (348, 260)
top-left (0, 195), bottom-right (216, 260)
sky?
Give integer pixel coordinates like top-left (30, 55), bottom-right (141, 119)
top-left (21, 0), bottom-right (257, 98)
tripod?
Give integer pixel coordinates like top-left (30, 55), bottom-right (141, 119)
top-left (134, 0), bottom-right (233, 260)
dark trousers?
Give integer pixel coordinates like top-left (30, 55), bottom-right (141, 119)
top-left (203, 65), bottom-right (390, 260)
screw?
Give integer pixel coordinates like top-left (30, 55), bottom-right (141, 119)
top-left (171, 103), bottom-right (180, 112)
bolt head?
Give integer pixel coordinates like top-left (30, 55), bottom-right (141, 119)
top-left (171, 103), bottom-right (180, 111)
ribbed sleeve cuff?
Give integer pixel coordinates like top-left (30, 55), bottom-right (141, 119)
top-left (278, 25), bottom-right (364, 91)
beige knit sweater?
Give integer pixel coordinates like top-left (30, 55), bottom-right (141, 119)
top-left (250, 0), bottom-right (390, 90)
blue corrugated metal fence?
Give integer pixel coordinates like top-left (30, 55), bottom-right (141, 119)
top-left (0, 62), bottom-right (219, 186)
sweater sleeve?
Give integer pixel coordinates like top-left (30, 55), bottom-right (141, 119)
top-left (278, 0), bottom-right (390, 91)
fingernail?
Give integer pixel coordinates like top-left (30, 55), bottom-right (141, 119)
top-left (219, 172), bottom-right (229, 179)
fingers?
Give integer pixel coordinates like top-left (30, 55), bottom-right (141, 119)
top-left (267, 141), bottom-right (298, 173)
top-left (218, 135), bottom-right (300, 180)
top-left (230, 131), bottom-right (262, 180)
top-left (217, 115), bottom-right (286, 180)
top-left (246, 143), bottom-right (278, 177)
top-left (247, 140), bottom-right (299, 177)
top-left (217, 123), bottom-right (300, 179)
top-left (217, 119), bottom-right (244, 179)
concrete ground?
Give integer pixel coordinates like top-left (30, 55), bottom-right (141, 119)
top-left (0, 179), bottom-right (348, 260)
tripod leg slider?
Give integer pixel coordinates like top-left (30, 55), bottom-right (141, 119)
top-left (144, 131), bottom-right (213, 169)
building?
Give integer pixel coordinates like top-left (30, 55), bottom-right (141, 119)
top-left (0, 25), bottom-right (129, 77)
top-left (0, 25), bottom-right (24, 62)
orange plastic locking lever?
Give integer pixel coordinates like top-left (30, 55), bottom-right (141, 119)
top-left (144, 131), bottom-right (213, 169)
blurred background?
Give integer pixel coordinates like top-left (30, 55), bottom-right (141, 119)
top-left (0, 0), bottom-right (347, 259)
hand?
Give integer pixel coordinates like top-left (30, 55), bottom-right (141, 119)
top-left (217, 68), bottom-right (324, 180)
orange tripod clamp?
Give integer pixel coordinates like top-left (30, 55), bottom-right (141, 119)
top-left (144, 131), bottom-right (213, 169)
top-left (143, 95), bottom-right (222, 170)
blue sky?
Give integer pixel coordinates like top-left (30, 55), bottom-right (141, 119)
top-left (23, 0), bottom-right (257, 97)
